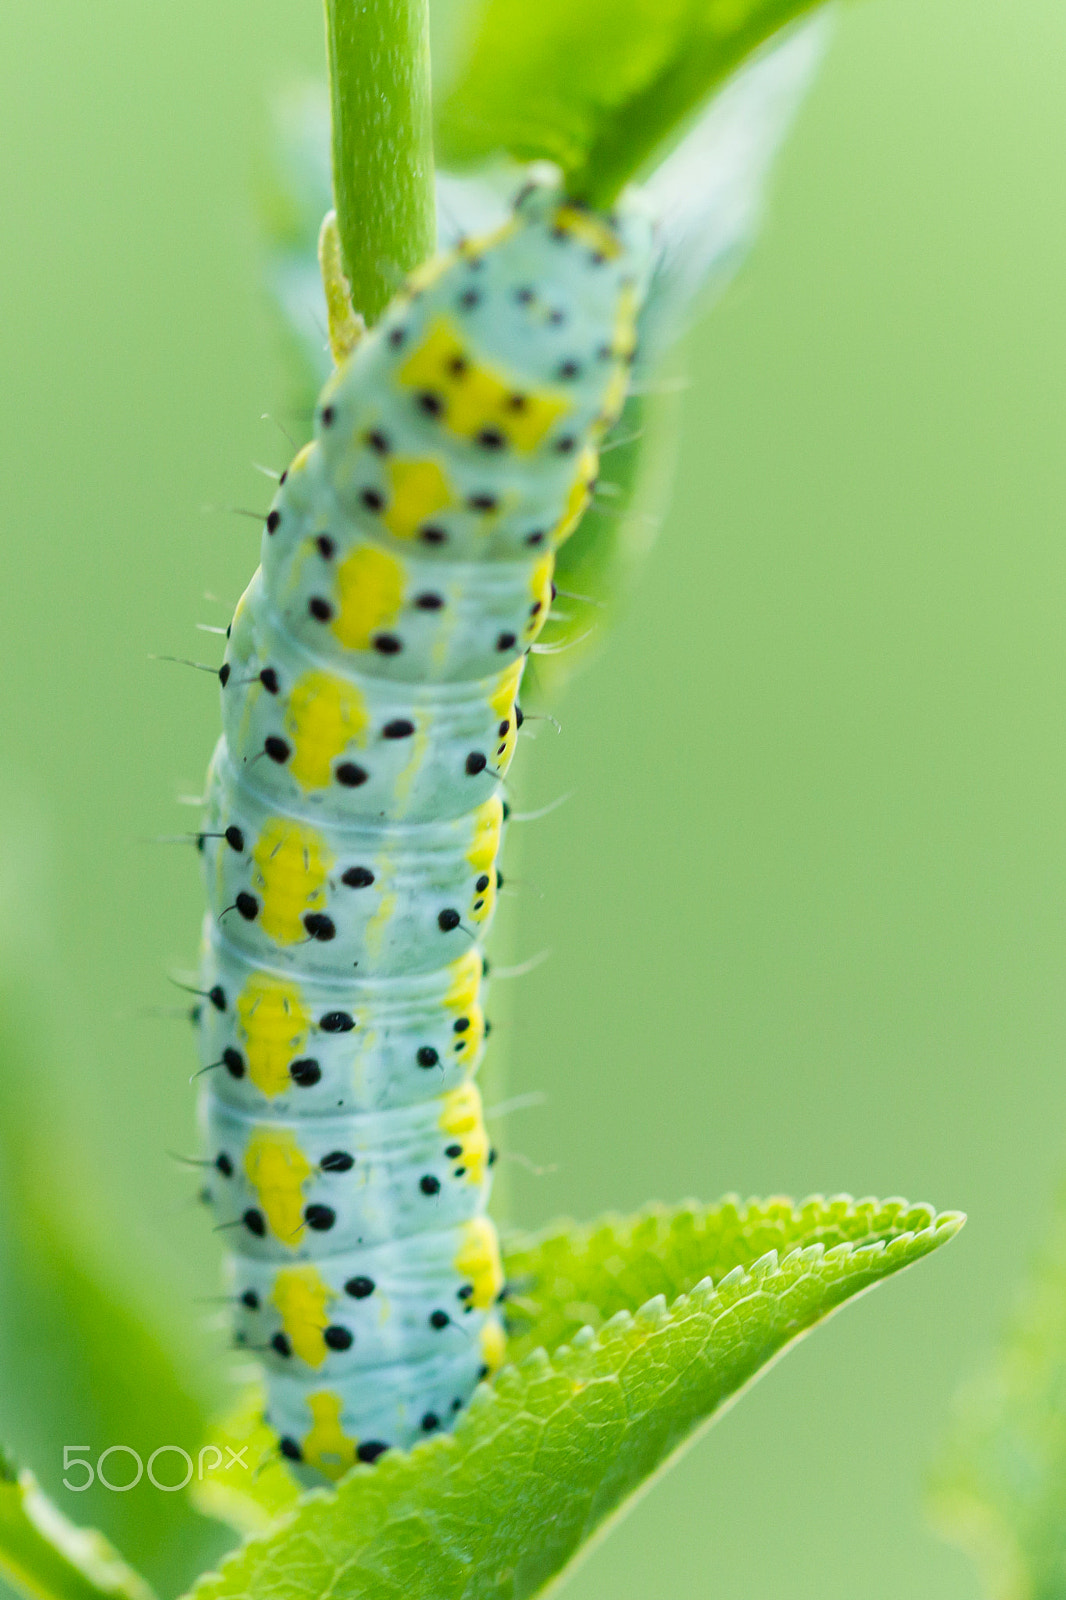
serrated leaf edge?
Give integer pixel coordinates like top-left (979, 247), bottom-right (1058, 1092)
top-left (190, 1199), bottom-right (964, 1587)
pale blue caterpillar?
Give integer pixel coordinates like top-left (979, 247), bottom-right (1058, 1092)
top-left (196, 175), bottom-right (655, 1481)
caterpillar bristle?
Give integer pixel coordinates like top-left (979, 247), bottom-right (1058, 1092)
top-left (485, 1090), bottom-right (548, 1120)
top-left (485, 950), bottom-right (552, 980)
top-left (259, 413), bottom-right (299, 452)
top-left (496, 1149), bottom-right (558, 1178)
top-left (148, 654), bottom-right (220, 675)
top-left (200, 506), bottom-right (268, 523)
top-left (598, 428), bottom-right (644, 455)
top-left (508, 792), bottom-right (573, 823)
top-left (498, 877), bottom-right (544, 902)
top-left (143, 833), bottom-right (215, 846)
top-left (531, 629), bottom-right (594, 655)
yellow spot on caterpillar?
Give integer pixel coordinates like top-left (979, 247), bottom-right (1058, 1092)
top-left (272, 1266), bottom-right (333, 1367)
top-left (467, 795), bottom-right (503, 875)
top-left (600, 361), bottom-right (629, 428)
top-left (479, 1316), bottom-right (507, 1375)
top-left (550, 204), bottom-right (623, 261)
top-left (613, 280), bottom-right (640, 358)
top-left (442, 950), bottom-right (485, 1065)
top-left (389, 716), bottom-right (430, 813)
top-left (284, 673), bottom-right (368, 791)
top-left (439, 1082), bottom-right (490, 1186)
top-left (236, 973), bottom-right (311, 1098)
top-left (452, 1006), bottom-right (484, 1063)
top-left (363, 890), bottom-right (397, 960)
top-left (331, 545), bottom-right (404, 651)
top-left (488, 657), bottom-right (524, 769)
top-left (287, 441), bottom-right (314, 480)
top-left (403, 252), bottom-right (452, 295)
top-left (395, 220), bottom-right (515, 302)
top-left (467, 796), bottom-right (502, 925)
top-left (301, 1391), bottom-right (356, 1480)
top-left (398, 317), bottom-right (569, 451)
top-left (454, 1217), bottom-right (504, 1310)
top-left (444, 950), bottom-right (482, 1016)
top-left (488, 658), bottom-right (523, 721)
top-left (252, 818), bottom-right (333, 944)
top-left (381, 456), bottom-right (454, 541)
top-left (551, 446), bottom-right (599, 546)
top-left (231, 580), bottom-right (253, 633)
top-left (526, 553), bottom-right (554, 642)
top-left (244, 1127), bottom-right (312, 1246)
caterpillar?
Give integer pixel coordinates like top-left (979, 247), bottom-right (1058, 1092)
top-left (195, 174), bottom-right (655, 1483)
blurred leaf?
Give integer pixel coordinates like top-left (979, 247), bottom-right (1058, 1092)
top-left (186, 1194), bottom-right (961, 1600)
top-left (635, 14), bottom-right (828, 358)
top-left (930, 1184), bottom-right (1066, 1600)
top-left (436, 0), bottom-right (829, 204)
top-left (257, 86), bottom-right (334, 421)
top-left (0, 1006), bottom-right (232, 1597)
top-left (190, 1391), bottom-right (299, 1537)
top-left (0, 1453), bottom-right (154, 1600)
top-left (259, 23), bottom-right (825, 695)
top-left (524, 391), bottom-right (678, 701)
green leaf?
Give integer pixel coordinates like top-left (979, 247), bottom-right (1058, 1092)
top-left (436, 0), bottom-right (829, 206)
top-left (503, 1193), bottom-right (963, 1360)
top-left (0, 1452), bottom-right (154, 1600)
top-left (190, 1391), bottom-right (300, 1538)
top-left (930, 1183), bottom-right (1066, 1600)
top-left (0, 1000), bottom-right (230, 1596)
top-left (186, 1194), bottom-right (961, 1600)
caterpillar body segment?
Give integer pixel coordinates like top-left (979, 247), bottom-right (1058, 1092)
top-left (204, 1083), bottom-right (493, 1257)
top-left (197, 934), bottom-right (484, 1116)
top-left (197, 175), bottom-right (654, 1481)
top-left (217, 583), bottom-right (521, 825)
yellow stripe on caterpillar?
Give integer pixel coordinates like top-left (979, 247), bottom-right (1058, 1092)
top-left (251, 818), bottom-right (333, 943)
top-left (330, 545), bottom-right (405, 651)
top-left (243, 1127), bottom-right (312, 1246)
top-left (236, 972), bottom-right (311, 1097)
top-left (398, 316), bottom-right (570, 452)
top-left (301, 1391), bottom-right (357, 1479)
top-left (454, 1217), bottom-right (504, 1310)
top-left (439, 1083), bottom-right (491, 1185)
top-left (285, 673), bottom-right (369, 790)
top-left (272, 1266), bottom-right (334, 1367)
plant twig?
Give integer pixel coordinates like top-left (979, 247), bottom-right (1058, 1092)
top-left (323, 0), bottom-right (435, 326)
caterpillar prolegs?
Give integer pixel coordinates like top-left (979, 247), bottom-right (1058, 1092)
top-left (196, 176), bottom-right (655, 1481)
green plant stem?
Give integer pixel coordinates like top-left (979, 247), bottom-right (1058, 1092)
top-left (323, 0), bottom-right (435, 326)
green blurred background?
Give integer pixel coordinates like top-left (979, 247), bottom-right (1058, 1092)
top-left (1, 0), bottom-right (1065, 1595)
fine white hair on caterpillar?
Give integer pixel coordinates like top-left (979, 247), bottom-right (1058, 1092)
top-left (195, 172), bottom-right (656, 1483)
